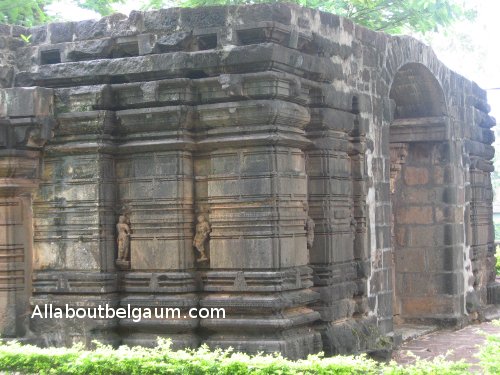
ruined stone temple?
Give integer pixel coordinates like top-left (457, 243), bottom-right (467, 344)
top-left (0, 3), bottom-right (499, 358)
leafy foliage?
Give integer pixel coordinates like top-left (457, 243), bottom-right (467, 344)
top-left (74, 0), bottom-right (124, 17)
top-left (496, 245), bottom-right (500, 275)
top-left (176, 0), bottom-right (476, 34)
top-left (2, 321), bottom-right (500, 374)
top-left (0, 0), bottom-right (123, 26)
top-left (20, 33), bottom-right (32, 43)
top-left (0, 0), bottom-right (48, 26)
top-left (1, 0), bottom-right (476, 34)
top-left (0, 338), bottom-right (478, 375)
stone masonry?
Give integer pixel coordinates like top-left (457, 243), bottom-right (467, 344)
top-left (0, 3), bottom-right (498, 359)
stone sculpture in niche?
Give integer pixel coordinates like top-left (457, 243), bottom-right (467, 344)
top-left (115, 214), bottom-right (131, 269)
top-left (304, 203), bottom-right (315, 250)
top-left (193, 215), bottom-right (210, 262)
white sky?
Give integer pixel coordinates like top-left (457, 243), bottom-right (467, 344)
top-left (45, 0), bottom-right (500, 122)
top-left (425, 0), bottom-right (500, 121)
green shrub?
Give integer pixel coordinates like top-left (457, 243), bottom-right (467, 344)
top-left (2, 324), bottom-right (500, 374)
top-left (382, 356), bottom-right (469, 375)
top-left (477, 320), bottom-right (500, 375)
top-left (0, 339), bottom-right (476, 375)
top-left (0, 340), bottom-right (377, 375)
top-left (496, 246), bottom-right (500, 275)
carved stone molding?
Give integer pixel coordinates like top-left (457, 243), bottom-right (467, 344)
top-left (0, 87), bottom-right (54, 338)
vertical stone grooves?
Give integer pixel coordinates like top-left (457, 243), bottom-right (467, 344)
top-left (0, 198), bottom-right (27, 337)
top-left (199, 140), bottom-right (320, 358)
top-left (463, 95), bottom-right (498, 308)
top-left (31, 113), bottom-right (119, 345)
top-left (116, 145), bottom-right (197, 348)
top-left (305, 105), bottom-right (378, 355)
top-left (349, 117), bottom-right (371, 322)
top-left (0, 88), bottom-right (55, 338)
top-left (271, 146), bottom-right (281, 268)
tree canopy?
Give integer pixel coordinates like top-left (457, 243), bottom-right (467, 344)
top-left (0, 0), bottom-right (124, 26)
top-left (0, 0), bottom-right (47, 26)
top-left (1, 0), bottom-right (476, 35)
top-left (179, 0), bottom-right (476, 34)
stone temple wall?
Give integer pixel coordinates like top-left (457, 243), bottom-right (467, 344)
top-left (0, 3), bottom-right (498, 358)
top-left (0, 24), bottom-right (21, 88)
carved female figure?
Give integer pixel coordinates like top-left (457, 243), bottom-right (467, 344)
top-left (193, 215), bottom-right (210, 262)
top-left (303, 202), bottom-right (315, 250)
top-left (305, 215), bottom-right (315, 250)
top-left (116, 215), bottom-right (131, 261)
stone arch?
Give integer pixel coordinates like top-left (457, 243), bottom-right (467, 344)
top-left (388, 62), bottom-right (464, 322)
top-left (382, 35), bottom-right (453, 114)
top-left (390, 62), bottom-right (447, 119)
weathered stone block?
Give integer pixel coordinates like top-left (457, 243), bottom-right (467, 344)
top-left (375, 225), bottom-right (391, 249)
top-left (48, 22), bottom-right (75, 44)
top-left (400, 295), bottom-right (462, 318)
top-left (131, 238), bottom-right (193, 270)
top-left (487, 282), bottom-right (500, 304)
top-left (394, 248), bottom-right (426, 272)
top-left (65, 38), bottom-right (115, 61)
top-left (309, 107), bottom-right (355, 132)
top-left (4, 87), bottom-right (53, 117)
top-left (314, 299), bottom-right (356, 321)
top-left (400, 187), bottom-right (436, 204)
top-left (425, 246), bottom-right (462, 272)
top-left (399, 272), bottom-right (462, 297)
top-left (404, 166), bottom-right (429, 186)
top-left (395, 206), bottom-right (433, 225)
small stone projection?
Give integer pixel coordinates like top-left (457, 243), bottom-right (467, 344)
top-left (0, 3), bottom-right (498, 359)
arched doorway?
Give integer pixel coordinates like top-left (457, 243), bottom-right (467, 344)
top-left (389, 63), bottom-right (462, 323)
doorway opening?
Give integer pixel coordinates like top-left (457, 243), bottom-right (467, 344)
top-left (389, 63), bottom-right (458, 326)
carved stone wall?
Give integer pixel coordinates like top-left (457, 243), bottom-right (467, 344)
top-left (0, 87), bottom-right (55, 338)
top-left (0, 25), bottom-right (20, 88)
top-left (0, 3), bottom-right (497, 358)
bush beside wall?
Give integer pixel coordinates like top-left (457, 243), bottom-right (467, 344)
top-left (0, 338), bottom-right (486, 375)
